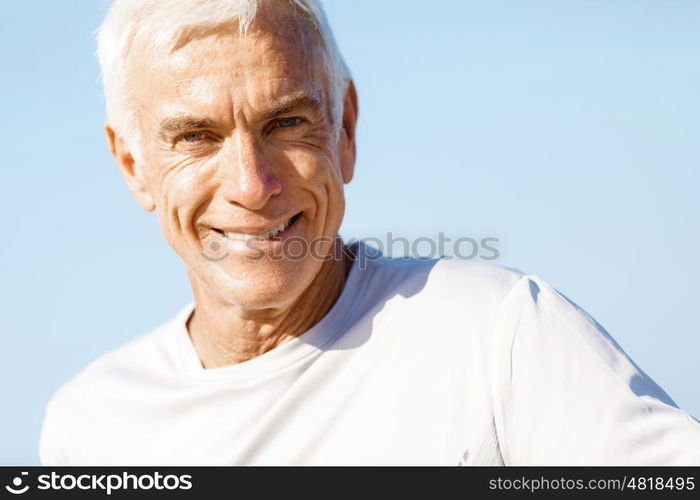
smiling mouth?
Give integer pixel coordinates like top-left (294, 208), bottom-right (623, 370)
top-left (213, 212), bottom-right (302, 241)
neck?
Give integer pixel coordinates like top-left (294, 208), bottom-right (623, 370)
top-left (186, 239), bottom-right (353, 368)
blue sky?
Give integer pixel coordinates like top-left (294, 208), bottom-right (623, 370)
top-left (1, 0), bottom-right (699, 464)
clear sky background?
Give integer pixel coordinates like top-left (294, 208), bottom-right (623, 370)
top-left (1, 0), bottom-right (698, 464)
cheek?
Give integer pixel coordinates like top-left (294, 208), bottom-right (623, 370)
top-left (279, 147), bottom-right (343, 191)
top-left (285, 151), bottom-right (346, 236)
top-left (152, 161), bottom-right (216, 244)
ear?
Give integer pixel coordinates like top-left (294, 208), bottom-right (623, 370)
top-left (105, 124), bottom-right (155, 212)
top-left (339, 79), bottom-right (358, 184)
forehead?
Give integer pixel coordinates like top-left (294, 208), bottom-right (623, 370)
top-left (134, 11), bottom-right (325, 117)
top-left (174, 30), bottom-right (314, 90)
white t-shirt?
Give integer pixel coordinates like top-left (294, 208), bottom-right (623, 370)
top-left (40, 246), bottom-right (700, 465)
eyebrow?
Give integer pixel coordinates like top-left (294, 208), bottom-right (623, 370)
top-left (157, 117), bottom-right (220, 142)
top-left (261, 91), bottom-right (323, 121)
top-left (157, 91), bottom-right (323, 142)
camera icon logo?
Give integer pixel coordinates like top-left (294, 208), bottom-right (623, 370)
top-left (5, 472), bottom-right (29, 495)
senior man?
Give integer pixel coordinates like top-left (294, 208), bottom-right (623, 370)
top-left (40, 0), bottom-right (700, 465)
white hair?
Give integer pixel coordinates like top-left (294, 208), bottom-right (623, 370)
top-left (96, 0), bottom-right (351, 160)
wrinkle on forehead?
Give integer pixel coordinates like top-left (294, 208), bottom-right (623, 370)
top-left (173, 34), bottom-right (328, 120)
top-left (160, 39), bottom-right (320, 126)
top-left (167, 2), bottom-right (320, 72)
top-left (167, 29), bottom-right (315, 91)
top-left (129, 5), bottom-right (334, 138)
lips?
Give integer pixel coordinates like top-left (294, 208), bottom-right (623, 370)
top-left (212, 212), bottom-right (302, 241)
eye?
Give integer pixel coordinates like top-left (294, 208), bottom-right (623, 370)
top-left (276, 117), bottom-right (302, 128)
top-left (181, 131), bottom-right (208, 143)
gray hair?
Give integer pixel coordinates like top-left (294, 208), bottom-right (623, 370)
top-left (96, 0), bottom-right (351, 160)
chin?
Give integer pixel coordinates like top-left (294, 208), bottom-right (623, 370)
top-left (207, 254), bottom-right (322, 309)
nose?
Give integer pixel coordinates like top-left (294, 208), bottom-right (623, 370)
top-left (219, 131), bottom-right (282, 210)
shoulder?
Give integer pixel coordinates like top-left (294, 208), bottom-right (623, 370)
top-left (354, 251), bottom-right (537, 343)
top-left (427, 257), bottom-right (527, 302)
top-left (49, 312), bottom-right (182, 402)
top-left (374, 254), bottom-right (528, 315)
top-left (39, 305), bottom-right (190, 464)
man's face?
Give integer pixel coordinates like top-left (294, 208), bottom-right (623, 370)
top-left (118, 10), bottom-right (355, 309)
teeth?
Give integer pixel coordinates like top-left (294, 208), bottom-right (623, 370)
top-left (224, 216), bottom-right (294, 241)
top-left (223, 232), bottom-right (260, 242)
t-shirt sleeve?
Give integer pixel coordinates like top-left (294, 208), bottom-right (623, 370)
top-left (39, 397), bottom-right (69, 465)
top-left (490, 275), bottom-right (700, 465)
